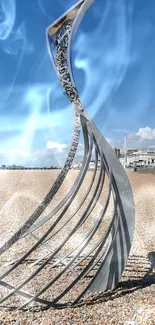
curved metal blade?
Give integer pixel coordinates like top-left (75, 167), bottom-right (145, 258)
top-left (0, 0), bottom-right (134, 310)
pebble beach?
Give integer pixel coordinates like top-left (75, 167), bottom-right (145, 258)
top-left (0, 169), bottom-right (154, 324)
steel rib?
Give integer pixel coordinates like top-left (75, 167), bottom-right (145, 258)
top-left (0, 0), bottom-right (135, 309)
top-left (0, 175), bottom-right (114, 309)
top-left (0, 128), bottom-right (112, 304)
top-left (27, 139), bottom-right (100, 268)
top-left (47, 173), bottom-right (113, 305)
top-left (0, 280), bottom-right (50, 306)
top-left (27, 147), bottom-right (99, 269)
top-left (73, 178), bottom-right (116, 270)
top-left (0, 140), bottom-right (104, 306)
top-left (18, 172), bottom-right (113, 309)
top-left (0, 110), bottom-right (81, 256)
top-left (22, 115), bottom-right (92, 238)
top-left (27, 143), bottom-right (99, 248)
top-left (71, 157), bottom-right (122, 301)
top-left (0, 127), bottom-right (93, 304)
top-left (0, 151), bottom-right (128, 308)
top-left (0, 121), bottom-right (92, 284)
top-left (73, 199), bottom-right (119, 303)
top-left (31, 157), bottom-right (103, 271)
top-left (30, 147), bottom-right (102, 269)
top-left (42, 146), bottom-right (101, 247)
top-left (87, 176), bottom-right (130, 292)
top-left (51, 155), bottom-right (117, 301)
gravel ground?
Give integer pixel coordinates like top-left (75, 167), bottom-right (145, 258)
top-left (0, 170), bottom-right (154, 324)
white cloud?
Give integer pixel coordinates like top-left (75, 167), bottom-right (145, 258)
top-left (1, 127), bottom-right (155, 168)
top-left (9, 148), bottom-right (30, 158)
top-left (46, 141), bottom-right (68, 152)
top-left (0, 140), bottom-right (78, 168)
top-left (95, 127), bottom-right (155, 153)
top-left (136, 127), bottom-right (155, 140)
top-left (110, 127), bottom-right (155, 151)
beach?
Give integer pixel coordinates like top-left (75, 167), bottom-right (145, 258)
top-left (0, 170), bottom-right (154, 324)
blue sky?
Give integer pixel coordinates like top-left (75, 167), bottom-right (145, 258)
top-left (0, 0), bottom-right (155, 167)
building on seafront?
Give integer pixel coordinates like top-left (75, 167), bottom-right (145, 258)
top-left (0, 165), bottom-right (58, 170)
top-left (73, 149), bottom-right (155, 170)
top-left (120, 150), bottom-right (155, 168)
top-left (0, 165), bottom-right (25, 170)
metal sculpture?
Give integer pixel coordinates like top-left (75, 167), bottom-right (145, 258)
top-left (0, 0), bottom-right (134, 309)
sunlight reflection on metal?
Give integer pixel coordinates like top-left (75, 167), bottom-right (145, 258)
top-left (0, 0), bottom-right (134, 309)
